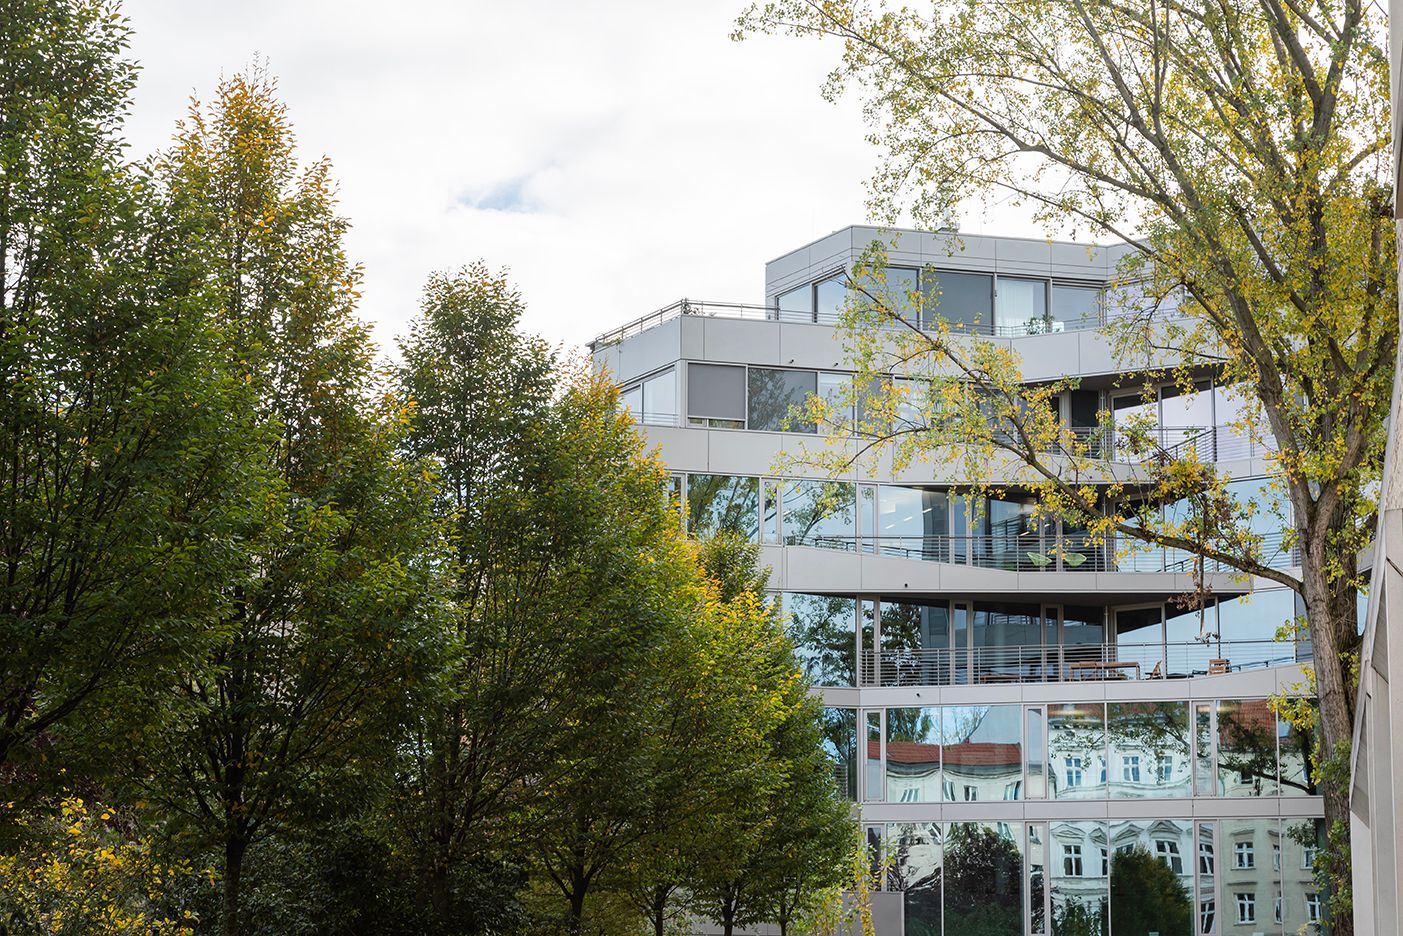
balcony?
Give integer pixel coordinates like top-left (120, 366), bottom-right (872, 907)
top-left (859, 638), bottom-right (1307, 687)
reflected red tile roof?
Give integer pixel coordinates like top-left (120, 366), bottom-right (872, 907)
top-left (872, 739), bottom-right (1022, 767)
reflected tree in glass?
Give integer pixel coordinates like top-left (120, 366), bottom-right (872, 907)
top-left (1109, 845), bottom-right (1193, 936)
top-left (887, 823), bottom-right (942, 936)
top-left (686, 474), bottom-right (759, 541)
top-left (1050, 821), bottom-right (1108, 936)
top-left (821, 707), bottom-right (858, 800)
top-left (1277, 700), bottom-right (1319, 797)
top-left (1106, 702), bottom-right (1192, 798)
top-left (944, 822), bottom-right (1024, 936)
top-left (886, 707), bottom-right (941, 803)
top-left (780, 480), bottom-right (856, 549)
top-left (747, 367), bottom-right (818, 433)
top-left (1216, 699), bottom-right (1278, 797)
top-left (1049, 704), bottom-right (1107, 799)
top-left (781, 593), bottom-right (856, 687)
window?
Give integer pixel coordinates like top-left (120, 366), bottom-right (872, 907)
top-left (815, 275), bottom-right (847, 321)
top-left (1236, 893), bottom-right (1255, 924)
top-left (1274, 895), bottom-right (1282, 923)
top-left (1272, 843), bottom-right (1281, 871)
top-left (1051, 283), bottom-right (1102, 330)
top-left (1201, 900), bottom-right (1216, 934)
top-left (1122, 754), bottom-right (1141, 783)
top-left (923, 270), bottom-right (992, 332)
top-left (776, 284), bottom-right (813, 322)
top-left (1064, 757), bottom-right (1083, 787)
top-left (996, 276), bottom-right (1049, 334)
top-left (943, 778), bottom-right (956, 801)
top-left (1158, 758), bottom-right (1174, 783)
top-left (687, 363), bottom-right (746, 427)
top-left (1306, 893), bottom-right (1323, 922)
top-left (963, 785), bottom-right (978, 801)
top-left (1100, 848), bottom-right (1109, 876)
top-left (1234, 841), bottom-right (1254, 869)
top-left (1199, 840), bottom-right (1215, 875)
top-left (777, 480), bottom-right (857, 549)
top-left (1062, 844), bottom-right (1083, 876)
top-left (1303, 844), bottom-right (1319, 869)
top-left (686, 475), bottom-right (760, 541)
top-left (748, 367), bottom-right (818, 433)
top-left (1156, 840), bottom-right (1184, 875)
top-left (1003, 781), bottom-right (1021, 800)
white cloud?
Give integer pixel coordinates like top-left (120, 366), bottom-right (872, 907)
top-left (121, 0), bottom-right (1038, 355)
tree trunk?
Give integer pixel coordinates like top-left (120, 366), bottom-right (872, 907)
top-left (222, 834), bottom-right (248, 936)
top-left (650, 886), bottom-right (669, 936)
top-left (566, 867), bottom-right (588, 936)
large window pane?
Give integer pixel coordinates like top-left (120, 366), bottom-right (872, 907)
top-left (972, 601), bottom-right (1043, 682)
top-left (887, 823), bottom-right (942, 935)
top-left (997, 276), bottom-right (1050, 334)
top-left (1062, 606), bottom-right (1106, 661)
top-left (942, 705), bottom-right (1023, 802)
top-left (1049, 704), bottom-right (1107, 799)
top-left (880, 599), bottom-right (950, 686)
top-left (821, 707), bottom-right (858, 800)
top-left (878, 485), bottom-right (949, 560)
top-left (1114, 605), bottom-right (1164, 678)
top-left (1281, 819), bottom-right (1325, 934)
top-left (780, 480), bottom-right (856, 549)
top-left (866, 711), bottom-right (883, 802)
top-left (748, 367), bottom-right (818, 433)
top-left (686, 474), bottom-right (759, 541)
top-left (1050, 821), bottom-right (1108, 936)
top-left (815, 274), bottom-right (847, 321)
top-left (945, 822), bottom-right (1024, 936)
top-left (817, 371), bottom-right (853, 435)
top-left (777, 283), bottom-right (813, 322)
top-left (1217, 699), bottom-right (1278, 797)
top-left (1221, 819), bottom-right (1282, 936)
top-left (1277, 701), bottom-right (1318, 797)
top-left (1052, 283), bottom-right (1102, 330)
top-left (781, 593), bottom-right (856, 687)
top-left (687, 363), bottom-right (746, 422)
top-left (1216, 589), bottom-right (1297, 671)
top-left (856, 265), bottom-right (920, 323)
top-left (924, 270), bottom-right (993, 332)
top-left (886, 707), bottom-right (941, 803)
top-left (1107, 702), bottom-right (1192, 798)
top-left (1110, 820), bottom-right (1194, 936)
top-left (1198, 823), bottom-right (1218, 936)
top-left (640, 368), bottom-right (676, 423)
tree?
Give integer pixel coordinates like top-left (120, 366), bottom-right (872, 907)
top-left (1109, 847), bottom-right (1192, 936)
top-left (940, 823), bottom-right (1024, 936)
top-left (0, 0), bottom-right (256, 785)
top-left (129, 72), bottom-right (440, 936)
top-left (736, 2), bottom-right (1396, 924)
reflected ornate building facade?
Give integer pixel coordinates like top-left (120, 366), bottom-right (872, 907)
top-left (592, 227), bottom-right (1326, 936)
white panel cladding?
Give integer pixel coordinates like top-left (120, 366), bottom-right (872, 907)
top-left (700, 316), bottom-right (780, 365)
top-left (606, 317), bottom-right (682, 383)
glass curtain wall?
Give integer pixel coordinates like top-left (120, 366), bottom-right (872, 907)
top-left (885, 707), bottom-right (941, 803)
top-left (942, 705), bottom-right (1024, 801)
top-left (821, 707), bottom-right (858, 800)
top-left (780, 593), bottom-right (856, 687)
top-left (946, 822), bottom-right (1024, 936)
top-left (1109, 820), bottom-right (1194, 936)
top-left (878, 485), bottom-right (949, 560)
top-left (1049, 704), bottom-right (1108, 799)
top-left (1106, 702), bottom-right (1192, 798)
top-left (779, 480), bottom-right (857, 549)
top-left (1051, 821), bottom-right (1109, 936)
top-left (686, 474), bottom-right (759, 540)
top-left (887, 823), bottom-right (943, 936)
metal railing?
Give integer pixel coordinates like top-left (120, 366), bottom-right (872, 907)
top-left (858, 638), bottom-right (1307, 687)
top-left (590, 296), bottom-right (1190, 350)
top-left (784, 531), bottom-right (1299, 574)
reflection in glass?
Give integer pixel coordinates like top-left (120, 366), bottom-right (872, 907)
top-left (1027, 707), bottom-right (1047, 798)
top-left (1197, 823), bottom-right (1217, 935)
top-left (972, 601), bottom-right (1042, 681)
top-left (777, 283), bottom-right (813, 322)
top-left (821, 707), bottom-right (858, 800)
top-left (1281, 819), bottom-right (1325, 934)
top-left (878, 485), bottom-right (949, 561)
top-left (816, 275), bottom-right (847, 321)
top-left (748, 367), bottom-right (818, 433)
top-left (924, 269), bottom-right (993, 332)
top-left (885, 707), bottom-right (941, 803)
top-left (879, 600), bottom-right (949, 686)
top-left (640, 369), bottom-right (676, 422)
top-left (817, 371), bottom-right (853, 434)
top-left (866, 711), bottom-right (883, 802)
top-left (780, 480), bottom-right (856, 549)
top-left (1049, 704), bottom-right (1107, 799)
top-left (1106, 702), bottom-right (1192, 798)
top-left (780, 594), bottom-right (856, 687)
top-left (1110, 820), bottom-right (1194, 936)
top-left (1061, 606), bottom-right (1106, 673)
top-left (1050, 821), bottom-right (1108, 936)
top-left (946, 822), bottom-right (1024, 936)
top-left (1194, 703), bottom-right (1216, 795)
top-left (886, 823), bottom-right (941, 935)
top-left (1030, 824), bottom-right (1048, 936)
top-left (1216, 589), bottom-right (1297, 670)
top-left (1220, 819), bottom-right (1281, 936)
top-left (1114, 605), bottom-right (1164, 678)
top-left (1217, 700), bottom-right (1278, 797)
top-left (686, 474), bottom-right (759, 541)
top-left (942, 705), bottom-right (1023, 802)
top-left (1052, 284), bottom-right (1102, 329)
top-left (1277, 701), bottom-right (1318, 797)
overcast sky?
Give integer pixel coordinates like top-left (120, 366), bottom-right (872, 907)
top-left (122, 0), bottom-right (1039, 355)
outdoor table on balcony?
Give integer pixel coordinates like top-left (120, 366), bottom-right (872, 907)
top-left (1069, 660), bottom-right (1141, 680)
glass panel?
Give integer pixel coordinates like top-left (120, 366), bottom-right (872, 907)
top-left (1107, 701), bottom-right (1192, 798)
top-left (1026, 707), bottom-right (1047, 799)
top-left (1198, 823), bottom-right (1218, 936)
top-left (861, 599), bottom-right (876, 686)
top-left (878, 484), bottom-right (949, 561)
top-left (780, 593), bottom-right (856, 687)
top-left (621, 384), bottom-right (642, 415)
top-left (886, 823), bottom-right (942, 934)
top-left (879, 599), bottom-right (950, 687)
top-left (815, 274), bottom-right (847, 321)
top-left (1160, 380), bottom-right (1214, 448)
top-left (885, 707), bottom-right (941, 803)
top-left (685, 474), bottom-right (759, 541)
top-left (748, 367), bottom-right (819, 433)
top-left (1049, 704), bottom-right (1107, 799)
top-left (686, 363), bottom-right (746, 421)
top-left (1216, 589), bottom-right (1297, 671)
top-left (1109, 820), bottom-right (1194, 936)
top-left (777, 283), bottom-right (813, 322)
top-left (821, 707), bottom-right (858, 800)
top-left (858, 484), bottom-right (876, 554)
top-left (977, 494), bottom-right (1039, 570)
top-left (1061, 606), bottom-right (1106, 675)
top-left (641, 368), bottom-right (676, 423)
top-left (1052, 283), bottom-right (1102, 330)
top-left (779, 480), bottom-right (856, 550)
top-left (866, 711), bottom-right (883, 802)
top-left (1194, 703), bottom-right (1216, 795)
top-left (1112, 391), bottom-right (1160, 461)
top-left (923, 269), bottom-right (993, 332)
top-left (945, 822), bottom-right (1024, 936)
top-left (1277, 700), bottom-right (1318, 797)
top-left (1281, 819), bottom-right (1325, 933)
top-left (1217, 699), bottom-right (1278, 797)
top-left (857, 265), bottom-right (921, 323)
top-left (761, 479), bottom-right (781, 545)
top-left (971, 601), bottom-right (1043, 682)
top-left (817, 371), bottom-right (853, 435)
top-left (1030, 823), bottom-right (1048, 936)
top-left (996, 276), bottom-right (1050, 334)
top-left (1166, 601), bottom-right (1216, 677)
top-left (1114, 605), bottom-right (1164, 678)
top-left (1050, 821), bottom-right (1108, 936)
top-left (1222, 819), bottom-right (1282, 936)
top-left (942, 705), bottom-right (1023, 802)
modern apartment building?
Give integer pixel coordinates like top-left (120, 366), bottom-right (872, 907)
top-left (592, 226), bottom-right (1326, 936)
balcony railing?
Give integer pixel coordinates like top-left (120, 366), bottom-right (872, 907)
top-left (858, 638), bottom-right (1307, 687)
top-left (785, 531), bottom-right (1300, 574)
top-left (590, 297), bottom-right (1189, 350)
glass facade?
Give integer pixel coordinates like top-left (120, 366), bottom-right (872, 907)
top-left (685, 474), bottom-right (759, 540)
top-left (781, 593), bottom-right (856, 687)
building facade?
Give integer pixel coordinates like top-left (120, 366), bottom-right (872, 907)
top-left (592, 226), bottom-right (1326, 936)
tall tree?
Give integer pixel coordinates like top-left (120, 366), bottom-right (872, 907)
top-left (130, 72), bottom-right (439, 936)
top-left (737, 2), bottom-right (1396, 924)
top-left (0, 0), bottom-right (256, 781)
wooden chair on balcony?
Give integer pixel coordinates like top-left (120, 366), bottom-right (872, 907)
top-left (1208, 659), bottom-right (1230, 675)
top-left (1146, 661), bottom-right (1163, 679)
